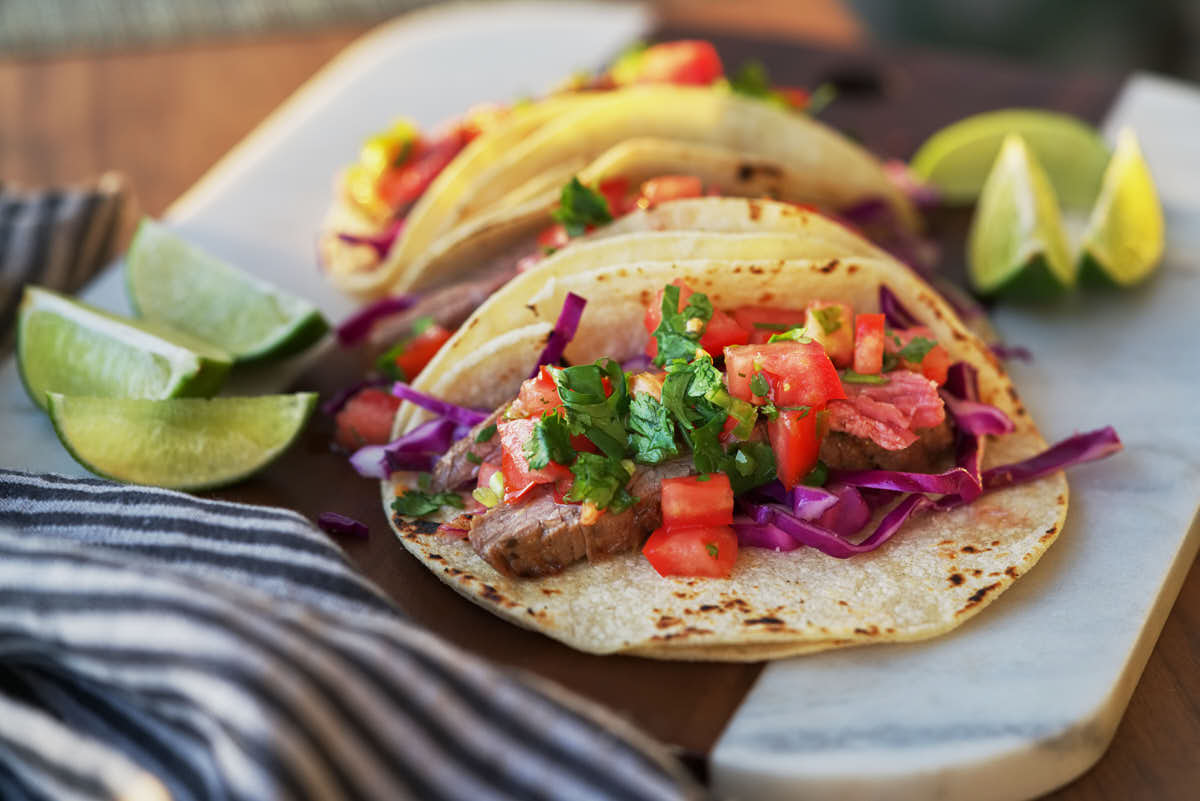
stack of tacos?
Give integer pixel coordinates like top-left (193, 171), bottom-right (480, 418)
top-left (325, 42), bottom-right (1119, 661)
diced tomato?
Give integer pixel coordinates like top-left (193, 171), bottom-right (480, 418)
top-left (598, 176), bottom-right (634, 216)
top-left (643, 525), bottom-right (738, 578)
top-left (333, 388), bottom-right (401, 451)
top-left (498, 418), bottom-right (573, 503)
top-left (638, 175), bottom-right (704, 208)
top-left (724, 341), bottom-right (846, 409)
top-left (635, 40), bottom-right (724, 86)
top-left (377, 127), bottom-right (467, 210)
top-left (661, 474), bottom-right (733, 528)
top-left (515, 365), bottom-right (564, 417)
top-left (767, 408), bottom-right (820, 490)
top-left (853, 313), bottom-right (885, 375)
top-left (732, 306), bottom-right (808, 344)
top-left (776, 86), bottom-right (811, 110)
top-left (536, 223), bottom-right (570, 253)
top-left (390, 323), bottom-right (452, 381)
top-left (643, 280), bottom-right (749, 359)
top-left (886, 326), bottom-right (951, 386)
top-left (804, 301), bottom-right (854, 367)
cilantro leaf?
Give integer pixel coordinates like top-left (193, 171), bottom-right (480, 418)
top-left (897, 336), bottom-right (937, 364)
top-left (706, 542), bottom-right (719, 558)
top-left (551, 359), bottom-right (629, 459)
top-left (651, 284), bottom-right (714, 366)
top-left (881, 350), bottom-right (901, 372)
top-left (802, 461), bottom-right (829, 487)
top-left (753, 321), bottom-right (789, 331)
top-left (524, 413), bottom-right (574, 469)
top-left (660, 355), bottom-right (725, 431)
top-left (811, 306), bottom-right (843, 334)
top-left (722, 441), bottom-right (777, 494)
top-left (767, 326), bottom-right (813, 344)
top-left (550, 177), bottom-right (612, 237)
top-left (628, 393), bottom-right (679, 464)
top-left (842, 370), bottom-right (890, 385)
top-left (564, 452), bottom-right (633, 511)
top-left (729, 60), bottom-right (772, 98)
top-left (750, 372), bottom-right (770, 398)
top-left (475, 423), bottom-right (497, 443)
top-left (391, 490), bottom-right (464, 517)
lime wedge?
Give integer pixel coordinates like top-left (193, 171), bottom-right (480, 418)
top-left (912, 109), bottom-right (1110, 208)
top-left (126, 219), bottom-right (328, 362)
top-left (47, 393), bottom-right (316, 489)
top-left (1077, 128), bottom-right (1164, 287)
top-left (17, 286), bottom-right (232, 410)
top-left (967, 134), bottom-right (1075, 300)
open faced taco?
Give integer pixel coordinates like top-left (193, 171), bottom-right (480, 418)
top-left (372, 236), bottom-right (1120, 661)
top-left (318, 40), bottom-right (917, 299)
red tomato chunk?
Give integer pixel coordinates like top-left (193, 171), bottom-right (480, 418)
top-left (635, 41), bottom-right (724, 86)
top-left (334, 388), bottom-right (401, 451)
top-left (515, 366), bottom-right (565, 417)
top-left (390, 323), bottom-right (452, 381)
top-left (642, 525), bottom-right (738, 578)
top-left (767, 407), bottom-right (820, 490)
top-left (661, 473), bottom-right (734, 528)
top-left (643, 279), bottom-right (748, 360)
top-left (724, 341), bottom-right (846, 409)
top-left (853, 313), bottom-right (885, 375)
top-left (498, 418), bottom-right (572, 503)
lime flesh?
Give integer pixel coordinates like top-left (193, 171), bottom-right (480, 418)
top-left (911, 109), bottom-right (1110, 208)
top-left (48, 393), bottom-right (317, 490)
top-left (126, 219), bottom-right (328, 362)
top-left (1077, 128), bottom-right (1164, 287)
top-left (967, 134), bottom-right (1075, 300)
top-left (17, 286), bottom-right (232, 411)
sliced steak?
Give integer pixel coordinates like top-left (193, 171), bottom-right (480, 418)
top-left (430, 407), bottom-right (505, 491)
top-left (820, 418), bottom-right (954, 473)
top-left (366, 266), bottom-right (516, 352)
top-left (469, 457), bottom-right (692, 578)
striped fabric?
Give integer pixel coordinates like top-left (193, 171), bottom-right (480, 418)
top-left (0, 469), bottom-right (707, 801)
top-left (0, 174), bottom-right (132, 354)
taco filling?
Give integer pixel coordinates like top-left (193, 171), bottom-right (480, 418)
top-left (391, 280), bottom-right (1036, 580)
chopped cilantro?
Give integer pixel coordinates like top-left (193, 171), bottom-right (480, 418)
top-left (417, 472), bottom-right (432, 491)
top-left (802, 461), bottom-right (829, 487)
top-left (723, 442), bottom-right (777, 494)
top-left (753, 321), bottom-right (789, 330)
top-left (806, 82), bottom-right (837, 116)
top-left (759, 401), bottom-right (780, 421)
top-left (475, 423), bottom-right (497, 443)
top-left (812, 306), bottom-right (843, 335)
top-left (897, 336), bottom-right (937, 364)
top-left (696, 474), bottom-right (711, 482)
top-left (842, 370), bottom-right (890, 385)
top-left (550, 177), bottom-right (612, 237)
top-left (730, 60), bottom-right (772, 98)
top-left (652, 284), bottom-right (714, 366)
top-left (391, 490), bottom-right (464, 517)
top-left (373, 316), bottom-right (436, 381)
top-left (564, 452), bottom-right (633, 512)
top-left (750, 372), bottom-right (770, 398)
top-left (660, 355), bottom-right (725, 431)
top-left (410, 315), bottom-right (435, 336)
top-left (881, 350), bottom-right (901, 372)
top-left (706, 542), bottom-right (719, 558)
top-left (551, 359), bottom-right (629, 459)
top-left (779, 405), bottom-right (811, 417)
top-left (466, 452), bottom-right (482, 465)
top-left (524, 412), bottom-right (575, 469)
top-left (628, 393), bottom-right (679, 464)
top-left (767, 326), bottom-right (813, 344)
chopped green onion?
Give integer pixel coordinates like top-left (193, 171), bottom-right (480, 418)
top-left (842, 370), bottom-right (890, 385)
top-left (472, 487), bottom-right (498, 508)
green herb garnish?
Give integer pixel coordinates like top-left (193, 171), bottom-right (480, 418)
top-left (564, 452), bottom-right (633, 512)
top-left (706, 542), bottom-right (719, 558)
top-left (466, 452), bottom-right (482, 465)
top-left (897, 336), bottom-right (937, 364)
top-left (752, 321), bottom-right (789, 330)
top-left (802, 461), bottom-right (829, 487)
top-left (730, 60), bottom-right (772, 98)
top-left (550, 177), bottom-right (612, 237)
top-left (628, 392), bottom-right (679, 465)
top-left (551, 359), bottom-right (629, 459)
top-left (475, 423), bottom-right (497, 443)
top-left (750, 372), bottom-right (770, 398)
top-left (524, 412), bottom-right (575, 469)
top-left (767, 327), bottom-right (813, 344)
top-left (811, 306), bottom-right (843, 335)
top-left (391, 490), bottom-right (464, 517)
top-left (652, 284), bottom-right (714, 366)
top-left (842, 370), bottom-right (890, 385)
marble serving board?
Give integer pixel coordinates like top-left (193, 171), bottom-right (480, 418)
top-left (1, 4), bottom-right (1197, 800)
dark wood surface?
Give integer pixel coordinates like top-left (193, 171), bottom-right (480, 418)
top-left (2, 15), bottom-right (1197, 801)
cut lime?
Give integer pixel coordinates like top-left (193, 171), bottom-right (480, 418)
top-left (17, 286), bottom-right (232, 411)
top-left (126, 219), bottom-right (329, 362)
top-left (1077, 128), bottom-right (1164, 287)
top-left (967, 134), bottom-right (1075, 300)
top-left (47, 393), bottom-right (316, 490)
top-left (912, 109), bottom-right (1110, 208)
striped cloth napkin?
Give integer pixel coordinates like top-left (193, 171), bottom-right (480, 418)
top-left (0, 174), bottom-right (133, 354)
top-left (0, 469), bottom-right (708, 801)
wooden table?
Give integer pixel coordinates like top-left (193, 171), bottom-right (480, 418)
top-left (2, 16), bottom-right (1196, 801)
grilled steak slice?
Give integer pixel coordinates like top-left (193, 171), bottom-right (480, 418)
top-left (819, 419), bottom-right (954, 473)
top-left (366, 266), bottom-right (516, 352)
top-left (430, 407), bottom-right (505, 491)
top-left (469, 457), bottom-right (692, 578)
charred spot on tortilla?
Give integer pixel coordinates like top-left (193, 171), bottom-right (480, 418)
top-left (948, 573), bottom-right (965, 586)
top-left (854, 626), bottom-right (879, 636)
top-left (819, 259), bottom-right (839, 273)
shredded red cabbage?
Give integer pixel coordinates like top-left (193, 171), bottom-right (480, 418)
top-left (320, 378), bottom-right (390, 417)
top-left (829, 465), bottom-right (982, 501)
top-left (621, 353), bottom-right (653, 372)
top-left (878, 285), bottom-right (921, 330)
top-left (348, 417), bottom-right (470, 478)
top-left (790, 485), bottom-right (839, 520)
top-left (336, 217), bottom-right (405, 260)
top-left (839, 199), bottom-right (939, 277)
top-left (940, 394), bottom-right (1015, 436)
top-left (982, 426), bottom-right (1122, 493)
top-left (529, 292), bottom-right (587, 377)
top-left (317, 512), bottom-right (369, 538)
top-left (391, 383), bottom-right (489, 426)
top-left (336, 295), bottom-right (420, 346)
top-left (735, 494), bottom-right (934, 558)
top-left (816, 482), bottom-right (871, 535)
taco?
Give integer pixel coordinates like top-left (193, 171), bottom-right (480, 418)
top-left (318, 41), bottom-right (917, 298)
top-left (376, 237), bottom-right (1120, 661)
